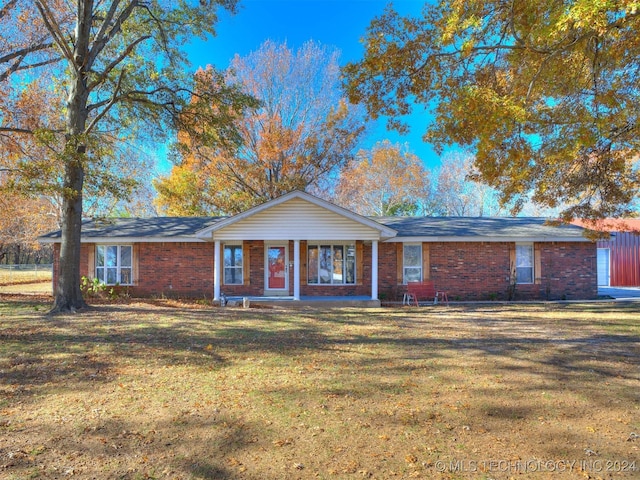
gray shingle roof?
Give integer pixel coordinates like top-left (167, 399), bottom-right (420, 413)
top-left (372, 216), bottom-right (586, 239)
top-left (39, 215), bottom-right (588, 242)
top-left (39, 217), bottom-right (225, 240)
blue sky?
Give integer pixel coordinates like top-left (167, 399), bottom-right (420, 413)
top-left (171, 0), bottom-right (443, 173)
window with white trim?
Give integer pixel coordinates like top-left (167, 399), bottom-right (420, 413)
top-left (224, 244), bottom-right (243, 285)
top-left (96, 245), bottom-right (132, 285)
top-left (403, 244), bottom-right (422, 283)
top-left (515, 243), bottom-right (534, 284)
top-left (307, 244), bottom-right (355, 285)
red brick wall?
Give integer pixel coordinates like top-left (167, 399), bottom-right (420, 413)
top-left (57, 239), bottom-right (596, 301)
top-left (516, 242), bottom-right (598, 300)
top-left (378, 241), bottom-right (597, 301)
top-left (430, 242), bottom-right (512, 300)
top-left (61, 242), bottom-right (216, 298)
top-left (134, 242), bottom-right (214, 297)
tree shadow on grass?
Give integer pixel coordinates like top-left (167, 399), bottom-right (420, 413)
top-left (4, 410), bottom-right (272, 479)
top-left (1, 298), bottom-right (639, 479)
top-left (1, 299), bottom-right (638, 405)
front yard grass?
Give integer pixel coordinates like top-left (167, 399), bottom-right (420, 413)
top-left (0, 297), bottom-right (638, 479)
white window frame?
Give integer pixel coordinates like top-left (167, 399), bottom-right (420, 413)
top-left (403, 243), bottom-right (422, 284)
top-left (96, 245), bottom-right (133, 286)
top-left (307, 243), bottom-right (356, 285)
top-left (515, 243), bottom-right (534, 284)
top-left (223, 243), bottom-right (243, 285)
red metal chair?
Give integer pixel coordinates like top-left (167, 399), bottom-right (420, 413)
top-left (406, 281), bottom-right (449, 306)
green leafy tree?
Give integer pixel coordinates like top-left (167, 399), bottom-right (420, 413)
top-left (344, 0), bottom-right (640, 221)
top-left (0, 1), bottom-right (254, 311)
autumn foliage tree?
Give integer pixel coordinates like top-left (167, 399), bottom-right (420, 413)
top-left (344, 0), bottom-right (640, 221)
top-left (0, 1), bottom-right (253, 311)
top-left (333, 141), bottom-right (431, 216)
top-left (156, 40), bottom-right (366, 215)
top-left (0, 191), bottom-right (57, 264)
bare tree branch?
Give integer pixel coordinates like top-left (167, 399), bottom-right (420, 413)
top-left (0, 0), bottom-right (17, 20)
top-left (85, 69), bottom-right (127, 134)
top-left (33, 0), bottom-right (74, 63)
top-left (0, 55), bottom-right (62, 83)
top-left (0, 40), bottom-right (54, 65)
top-left (91, 0), bottom-right (123, 53)
top-left (87, 0), bottom-right (139, 69)
top-left (0, 127), bottom-right (34, 134)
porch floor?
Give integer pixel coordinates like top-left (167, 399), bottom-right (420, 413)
top-left (224, 295), bottom-right (380, 308)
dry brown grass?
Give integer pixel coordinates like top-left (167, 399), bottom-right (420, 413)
top-left (0, 297), bottom-right (638, 479)
top-left (0, 282), bottom-right (52, 295)
top-left (0, 268), bottom-right (52, 286)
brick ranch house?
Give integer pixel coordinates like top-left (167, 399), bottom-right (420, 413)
top-left (40, 190), bottom-right (597, 304)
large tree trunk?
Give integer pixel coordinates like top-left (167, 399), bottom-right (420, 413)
top-left (52, 157), bottom-right (86, 312)
top-left (50, 0), bottom-right (92, 313)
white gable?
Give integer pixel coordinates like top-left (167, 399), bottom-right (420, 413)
top-left (204, 195), bottom-right (395, 241)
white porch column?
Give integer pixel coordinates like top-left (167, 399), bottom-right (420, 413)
top-left (371, 240), bottom-right (379, 300)
top-left (214, 240), bottom-right (221, 301)
top-left (293, 240), bottom-right (301, 300)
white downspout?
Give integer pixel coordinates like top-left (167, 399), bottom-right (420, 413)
top-left (214, 240), bottom-right (221, 302)
top-left (371, 240), bottom-right (379, 300)
top-left (293, 240), bottom-right (300, 300)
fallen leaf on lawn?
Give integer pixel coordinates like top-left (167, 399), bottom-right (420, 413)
top-left (273, 438), bottom-right (293, 447)
top-left (405, 454), bottom-right (418, 464)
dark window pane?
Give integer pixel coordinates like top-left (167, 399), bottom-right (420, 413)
top-left (224, 247), bottom-right (232, 267)
top-left (96, 246), bottom-right (105, 267)
top-left (516, 245), bottom-right (533, 267)
top-left (224, 245), bottom-right (243, 268)
top-left (319, 246), bottom-right (331, 284)
top-left (120, 246), bottom-right (132, 267)
top-left (404, 267), bottom-right (421, 283)
top-left (107, 268), bottom-right (118, 284)
top-left (226, 267), bottom-right (243, 285)
top-left (308, 246), bottom-right (318, 284)
top-left (106, 246), bottom-right (118, 267)
top-left (516, 267), bottom-right (533, 284)
top-left (345, 258), bottom-right (355, 284)
top-left (120, 268), bottom-right (132, 285)
top-left (333, 246), bottom-right (343, 283)
top-left (404, 245), bottom-right (421, 267)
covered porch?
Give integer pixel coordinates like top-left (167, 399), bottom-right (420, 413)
top-left (212, 239), bottom-right (383, 302)
top-left (194, 191), bottom-right (397, 305)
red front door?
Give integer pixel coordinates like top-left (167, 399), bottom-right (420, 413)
top-left (267, 246), bottom-right (286, 289)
